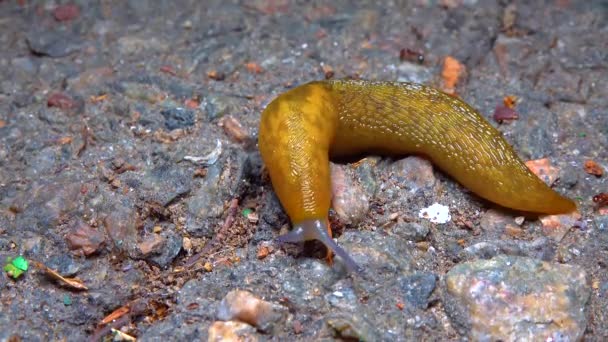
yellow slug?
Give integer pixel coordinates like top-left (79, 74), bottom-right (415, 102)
top-left (258, 80), bottom-right (576, 271)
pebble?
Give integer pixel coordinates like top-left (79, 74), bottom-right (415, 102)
top-left (330, 164), bottom-right (370, 225)
top-left (147, 230), bottom-right (182, 268)
top-left (46, 254), bottom-right (82, 277)
top-left (398, 272), bottom-right (437, 309)
top-left (160, 107), bottom-right (195, 130)
top-left (103, 204), bottom-right (137, 254)
top-left (389, 156), bottom-right (436, 193)
top-left (216, 290), bottom-right (287, 333)
top-left (53, 4), bottom-right (80, 21)
top-left (480, 209), bottom-right (516, 238)
top-left (461, 237), bottom-right (555, 261)
top-left (524, 158), bottom-right (559, 186)
top-left (540, 211), bottom-right (581, 241)
top-left (392, 221), bottom-right (429, 242)
top-left (219, 115), bottom-right (249, 143)
top-left (65, 220), bottom-right (105, 256)
top-left (208, 321), bottom-right (258, 342)
top-left (26, 30), bottom-right (82, 58)
top-left (444, 255), bottom-right (590, 341)
top-left (324, 313), bottom-right (381, 341)
top-left (204, 95), bottom-right (240, 121)
top-left (140, 164), bottom-right (192, 207)
top-left (595, 215), bottom-right (608, 232)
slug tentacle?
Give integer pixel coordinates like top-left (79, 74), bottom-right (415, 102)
top-left (277, 219), bottom-right (361, 273)
top-left (259, 79), bottom-right (576, 270)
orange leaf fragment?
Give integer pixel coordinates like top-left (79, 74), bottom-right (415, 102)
top-left (584, 160), bottom-right (603, 177)
top-left (441, 56), bottom-right (464, 95)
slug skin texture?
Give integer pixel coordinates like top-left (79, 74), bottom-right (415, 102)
top-left (258, 80), bottom-right (576, 271)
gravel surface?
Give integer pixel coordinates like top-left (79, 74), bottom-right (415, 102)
top-left (0, 1), bottom-right (606, 341)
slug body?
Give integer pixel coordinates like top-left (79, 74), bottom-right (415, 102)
top-left (259, 80), bottom-right (575, 270)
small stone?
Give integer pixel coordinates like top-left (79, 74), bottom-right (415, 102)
top-left (138, 234), bottom-right (165, 256)
top-left (140, 164), bottom-right (192, 207)
top-left (208, 321), bottom-right (258, 342)
top-left (595, 215), bottom-right (608, 232)
top-left (65, 220), bottom-right (105, 256)
top-left (398, 272), bottom-right (437, 309)
top-left (330, 164), bottom-right (370, 224)
top-left (392, 221), bottom-right (429, 242)
top-left (53, 4), bottom-right (80, 21)
top-left (480, 209), bottom-right (514, 237)
top-left (219, 115), bottom-right (249, 143)
top-left (247, 212), bottom-right (259, 224)
top-left (217, 290), bottom-right (287, 333)
top-left (23, 235), bottom-right (42, 253)
top-left (416, 241), bottom-right (430, 252)
top-left (204, 95), bottom-right (240, 120)
top-left (207, 70), bottom-right (226, 81)
top-left (257, 246), bottom-right (270, 260)
top-left (146, 230), bottom-right (183, 268)
top-left (444, 255), bottom-right (590, 341)
top-left (504, 224), bottom-right (524, 238)
top-left (160, 107), bottom-right (195, 130)
top-left (540, 211), bottom-right (581, 241)
top-left (324, 313), bottom-right (381, 341)
top-left (514, 216), bottom-right (525, 225)
top-left (26, 30), bottom-right (82, 57)
top-left (389, 156), bottom-right (436, 193)
top-left (46, 254), bottom-right (81, 277)
top-left (525, 158), bottom-right (559, 186)
top-left (103, 205), bottom-right (137, 253)
top-left (47, 93), bottom-right (76, 110)
top-left (584, 159), bottom-right (604, 177)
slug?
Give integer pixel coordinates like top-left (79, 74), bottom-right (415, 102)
top-left (258, 80), bottom-right (576, 271)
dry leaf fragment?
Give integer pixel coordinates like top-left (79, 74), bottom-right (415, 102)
top-left (100, 306), bottom-right (131, 326)
top-left (31, 260), bottom-right (88, 291)
top-left (584, 160), bottom-right (603, 177)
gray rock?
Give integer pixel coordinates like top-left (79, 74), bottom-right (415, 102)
top-left (596, 215), bottom-right (608, 232)
top-left (444, 255), bottom-right (590, 341)
top-left (26, 30), bottom-right (82, 58)
top-left (140, 163), bottom-right (191, 207)
top-left (461, 237), bottom-right (556, 261)
top-left (398, 272), bottom-right (437, 309)
top-left (330, 163), bottom-right (370, 225)
top-left (324, 312), bottom-right (382, 342)
top-left (146, 229), bottom-right (183, 268)
top-left (389, 157), bottom-right (436, 193)
top-left (204, 95), bottom-right (241, 121)
top-left (185, 150), bottom-right (251, 237)
top-left (160, 107), bottom-right (195, 130)
top-left (46, 254), bottom-right (83, 277)
top-left (217, 290), bottom-right (287, 333)
top-left (392, 221), bottom-right (429, 242)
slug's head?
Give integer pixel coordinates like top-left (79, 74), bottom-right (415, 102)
top-left (276, 219), bottom-right (362, 273)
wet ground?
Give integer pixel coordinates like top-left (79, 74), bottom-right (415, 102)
top-left (0, 0), bottom-right (607, 341)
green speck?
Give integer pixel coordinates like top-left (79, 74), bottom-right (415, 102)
top-left (242, 208), bottom-right (253, 217)
top-left (12, 256), bottom-right (28, 271)
top-left (578, 132), bottom-right (587, 138)
top-left (575, 196), bottom-right (583, 202)
top-left (63, 294), bottom-right (72, 306)
top-left (4, 256), bottom-right (28, 279)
